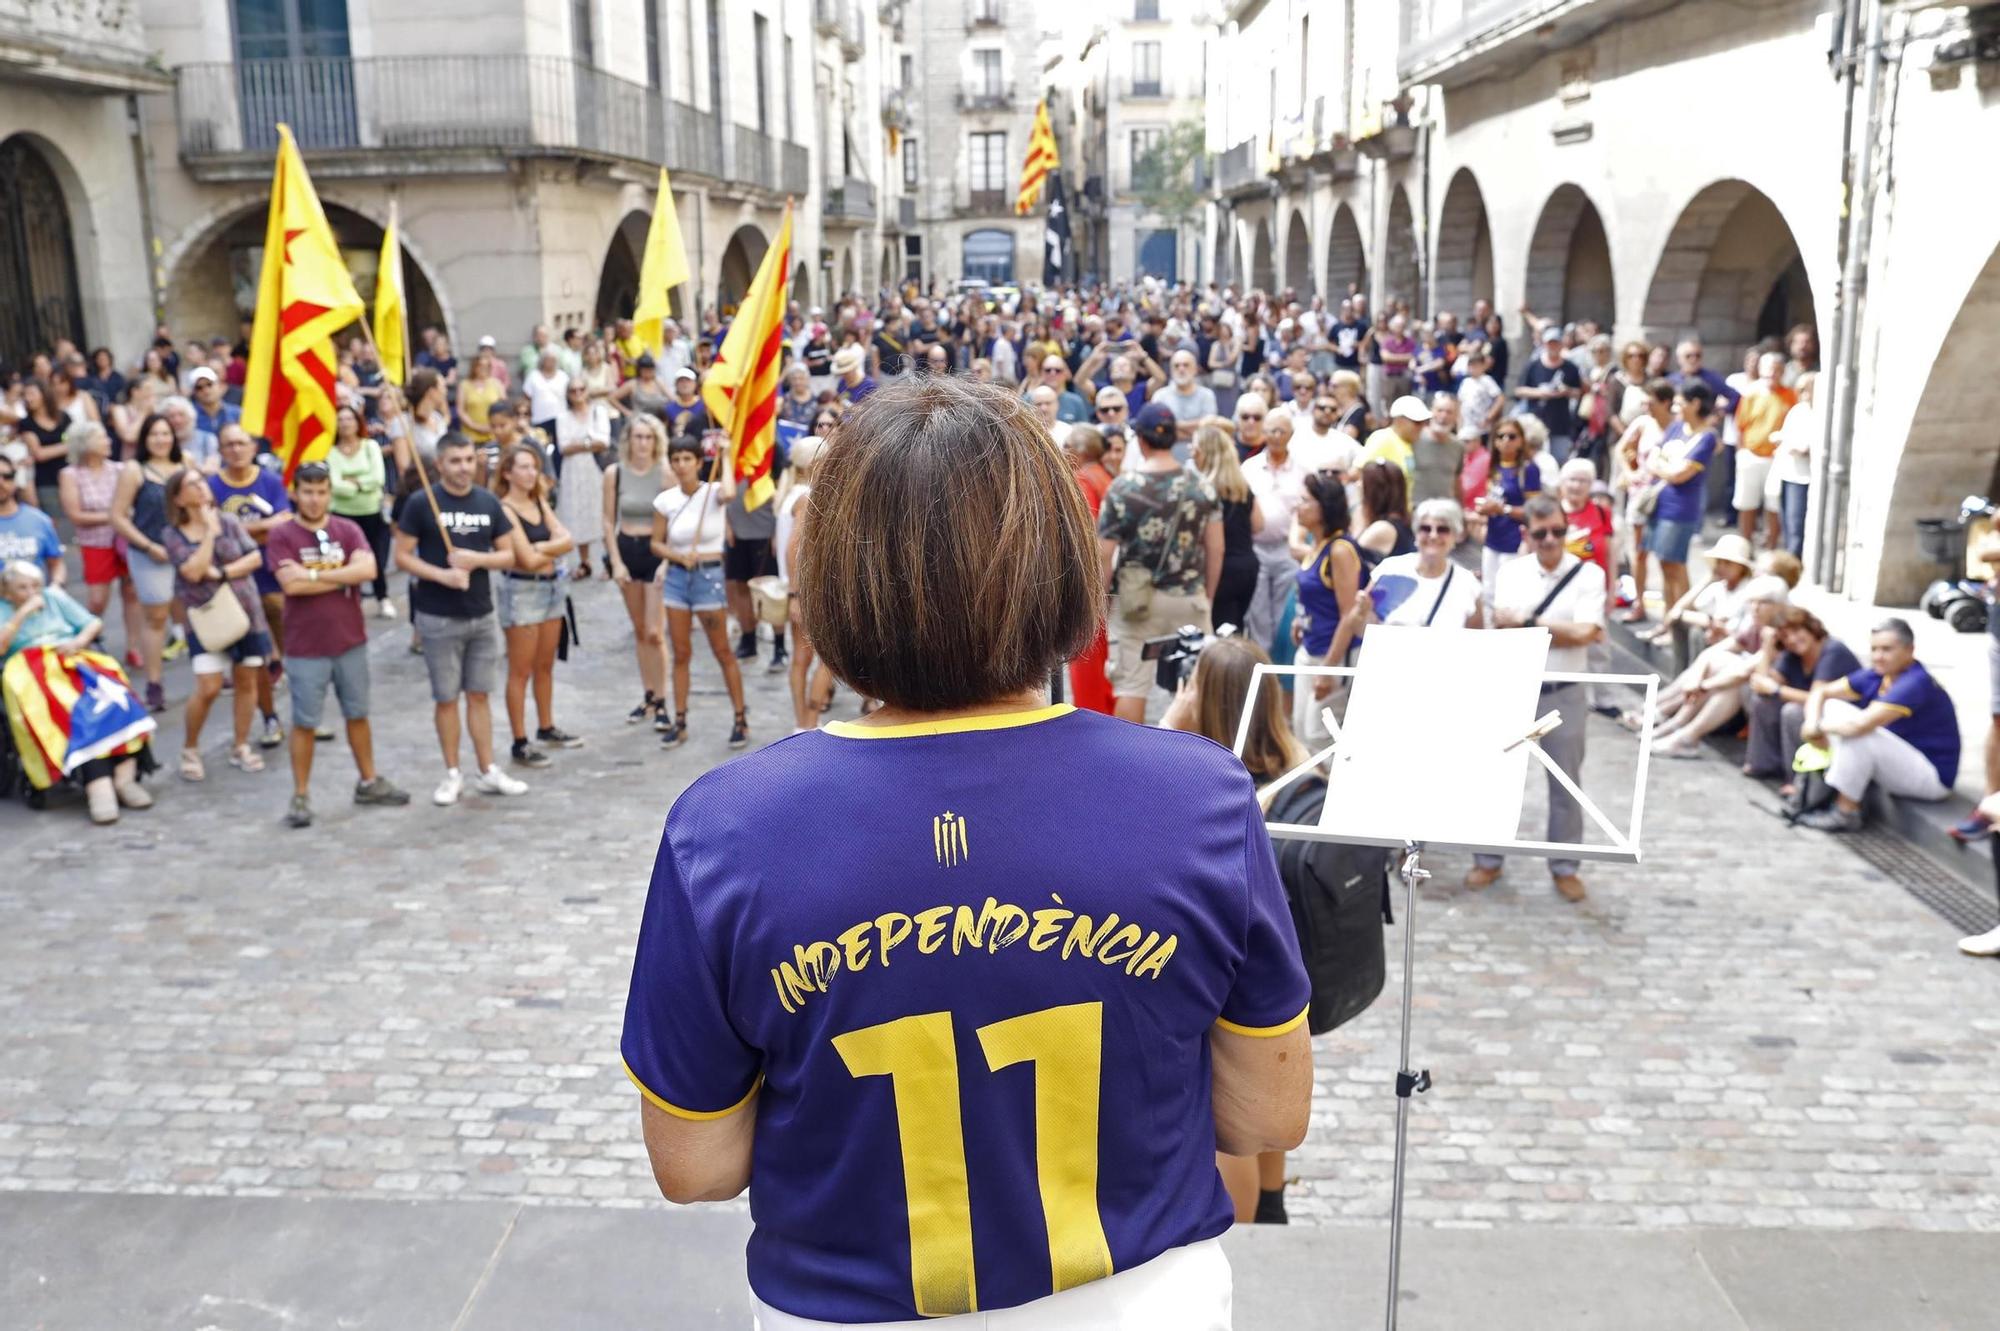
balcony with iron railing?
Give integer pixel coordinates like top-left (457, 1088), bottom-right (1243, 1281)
top-left (0, 0), bottom-right (170, 94)
top-left (1398, 0), bottom-right (1657, 88)
top-left (1129, 78), bottom-right (1164, 99)
top-left (956, 84), bottom-right (1014, 112)
top-left (966, 187), bottom-right (1009, 214)
top-left (823, 177), bottom-right (877, 222)
top-left (813, 0), bottom-right (866, 58)
top-left (1212, 137), bottom-right (1264, 194)
top-left (171, 55), bottom-right (825, 192)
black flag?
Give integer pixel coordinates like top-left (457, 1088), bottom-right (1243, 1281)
top-left (1043, 172), bottom-right (1073, 286)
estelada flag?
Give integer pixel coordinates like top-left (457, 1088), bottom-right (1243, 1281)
top-left (1015, 99), bottom-right (1059, 215)
top-left (633, 167), bottom-right (692, 358)
top-left (373, 205), bottom-right (407, 387)
top-left (701, 201), bottom-right (791, 512)
top-left (241, 123), bottom-right (365, 484)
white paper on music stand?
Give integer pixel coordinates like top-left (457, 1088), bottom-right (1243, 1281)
top-left (1319, 625), bottom-right (1551, 846)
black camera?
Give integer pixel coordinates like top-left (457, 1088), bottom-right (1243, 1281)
top-left (1141, 625), bottom-right (1211, 693)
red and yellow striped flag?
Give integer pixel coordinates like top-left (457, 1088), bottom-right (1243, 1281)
top-left (701, 201), bottom-right (791, 511)
top-left (241, 123), bottom-right (365, 484)
top-left (1015, 99), bottom-right (1059, 215)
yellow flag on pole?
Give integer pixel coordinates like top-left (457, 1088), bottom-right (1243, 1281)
top-left (700, 201), bottom-right (791, 511)
top-left (373, 204), bottom-right (407, 387)
top-left (241, 124), bottom-right (366, 484)
top-left (1015, 99), bottom-right (1060, 215)
top-left (633, 167), bottom-right (692, 358)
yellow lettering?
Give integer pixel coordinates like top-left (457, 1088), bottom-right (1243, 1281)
top-left (986, 903), bottom-right (1030, 950)
top-left (1028, 906), bottom-right (1072, 951)
top-left (838, 920), bottom-right (874, 974)
top-left (1130, 934), bottom-right (1177, 979)
top-left (876, 912), bottom-right (914, 964)
top-left (1063, 912), bottom-right (1119, 960)
top-left (915, 905), bottom-right (952, 955)
top-left (796, 941), bottom-right (843, 992)
top-left (951, 902), bottom-right (985, 955)
top-left (777, 958), bottom-right (814, 1007)
top-left (771, 967), bottom-right (796, 1014)
top-left (1121, 931), bottom-right (1160, 974)
top-left (1096, 924), bottom-right (1144, 966)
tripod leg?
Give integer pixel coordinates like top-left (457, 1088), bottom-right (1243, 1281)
top-left (1385, 845), bottom-right (1430, 1331)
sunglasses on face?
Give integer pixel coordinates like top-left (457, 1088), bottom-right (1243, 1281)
top-left (1098, 403), bottom-right (1126, 415)
top-left (1239, 413), bottom-right (1265, 423)
top-left (1528, 526), bottom-right (1565, 542)
top-left (1495, 430), bottom-right (1522, 440)
top-left (1416, 523), bottom-right (1454, 536)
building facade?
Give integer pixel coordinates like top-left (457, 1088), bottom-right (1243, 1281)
top-left (0, 0), bottom-right (172, 368)
top-left (1204, 0), bottom-right (2000, 608)
top-left (910, 0), bottom-right (1051, 291)
top-left (1094, 0), bottom-right (1210, 286)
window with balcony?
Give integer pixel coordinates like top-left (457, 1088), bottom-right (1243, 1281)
top-left (973, 49), bottom-right (1002, 98)
top-left (1134, 0), bottom-right (1160, 19)
top-left (784, 35), bottom-right (796, 138)
top-left (900, 53), bottom-right (913, 91)
top-left (1132, 41), bottom-right (1161, 98)
top-left (903, 137), bottom-right (918, 187)
top-left (232, 0), bottom-right (352, 60)
top-left (644, 0), bottom-right (663, 88)
top-left (968, 130), bottom-right (1007, 211)
top-left (571, 0), bottom-right (595, 65)
top-left (972, 0), bottom-right (1000, 25)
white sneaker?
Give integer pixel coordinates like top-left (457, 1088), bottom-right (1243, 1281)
top-left (378, 599), bottom-right (399, 620)
top-left (433, 768), bottom-right (464, 806)
top-left (1957, 925), bottom-right (2000, 957)
top-left (475, 765), bottom-right (529, 797)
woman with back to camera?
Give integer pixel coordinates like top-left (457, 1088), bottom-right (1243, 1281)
top-left (605, 411), bottom-right (671, 727)
top-left (1161, 634), bottom-right (1313, 1226)
top-left (1194, 423), bottom-right (1263, 636)
top-left (1354, 459), bottom-right (1414, 571)
top-left (621, 376), bottom-right (1311, 1330)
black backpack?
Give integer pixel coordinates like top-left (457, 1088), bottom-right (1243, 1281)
top-left (1266, 776), bottom-right (1391, 1036)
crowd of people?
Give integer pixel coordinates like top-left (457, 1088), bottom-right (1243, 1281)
top-left (0, 277), bottom-right (1972, 910)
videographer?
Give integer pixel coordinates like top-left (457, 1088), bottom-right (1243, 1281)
top-left (1098, 401), bottom-right (1222, 724)
top-left (623, 377), bottom-right (1310, 1328)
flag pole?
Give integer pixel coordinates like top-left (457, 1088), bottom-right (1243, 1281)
top-left (354, 311), bottom-right (453, 556)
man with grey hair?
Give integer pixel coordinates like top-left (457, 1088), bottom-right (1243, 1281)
top-left (1798, 617), bottom-right (1959, 833)
top-left (1028, 384), bottom-right (1070, 448)
top-left (1160, 348), bottom-right (1219, 441)
top-left (1411, 393), bottom-right (1464, 508)
top-left (1240, 406), bottom-right (1305, 648)
top-left (1232, 392), bottom-right (1268, 457)
top-left (161, 396), bottom-right (219, 474)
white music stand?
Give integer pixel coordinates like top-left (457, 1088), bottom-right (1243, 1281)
top-left (1233, 625), bottom-right (1657, 1331)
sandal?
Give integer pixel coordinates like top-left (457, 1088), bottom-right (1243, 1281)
top-left (179, 748), bottom-right (205, 782)
top-left (230, 744), bottom-right (265, 773)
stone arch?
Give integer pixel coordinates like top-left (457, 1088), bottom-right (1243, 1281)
top-left (594, 210), bottom-right (647, 328)
top-left (1210, 211), bottom-right (1232, 286)
top-left (1640, 179), bottom-right (1814, 366)
top-left (717, 224), bottom-right (770, 314)
top-left (1384, 186), bottom-right (1421, 316)
top-left (1432, 167), bottom-right (1493, 321)
top-left (1524, 183), bottom-right (1615, 331)
top-left (793, 261), bottom-right (812, 308)
top-left (1873, 239), bottom-right (2000, 603)
top-left (1283, 208), bottom-right (1313, 298)
top-left (0, 134), bottom-right (86, 366)
top-left (1326, 201), bottom-right (1368, 303)
top-left (840, 247), bottom-right (856, 296)
top-left (1249, 219), bottom-right (1274, 293)
top-left (163, 194), bottom-right (448, 352)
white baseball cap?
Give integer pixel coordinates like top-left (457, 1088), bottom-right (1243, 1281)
top-left (478, 335), bottom-right (497, 348)
top-left (1389, 395), bottom-right (1432, 423)
top-left (188, 366), bottom-right (218, 385)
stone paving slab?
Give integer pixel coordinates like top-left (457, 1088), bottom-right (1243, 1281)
top-left (3, 578), bottom-right (2000, 1238)
top-left (9, 1190), bottom-right (2000, 1329)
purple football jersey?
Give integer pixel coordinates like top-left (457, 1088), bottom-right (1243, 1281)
top-left (622, 704), bottom-right (1309, 1323)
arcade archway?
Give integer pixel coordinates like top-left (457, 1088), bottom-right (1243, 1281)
top-left (1433, 168), bottom-right (1493, 320)
top-left (1641, 179), bottom-right (1814, 362)
top-left (1524, 184), bottom-right (1615, 331)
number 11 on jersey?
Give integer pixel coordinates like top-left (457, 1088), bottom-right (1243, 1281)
top-left (833, 1000), bottom-right (1115, 1316)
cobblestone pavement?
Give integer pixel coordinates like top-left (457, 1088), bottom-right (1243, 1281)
top-left (3, 583), bottom-right (1999, 1235)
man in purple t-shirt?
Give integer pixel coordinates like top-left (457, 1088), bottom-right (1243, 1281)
top-left (266, 462), bottom-right (409, 828)
top-left (1797, 617), bottom-right (1959, 832)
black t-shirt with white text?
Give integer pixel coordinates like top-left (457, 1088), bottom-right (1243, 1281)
top-left (396, 485), bottom-right (514, 620)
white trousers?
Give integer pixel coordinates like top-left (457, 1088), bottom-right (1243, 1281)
top-left (1243, 544), bottom-right (1299, 652)
top-left (1823, 700), bottom-right (1951, 803)
top-left (751, 1238), bottom-right (1231, 1331)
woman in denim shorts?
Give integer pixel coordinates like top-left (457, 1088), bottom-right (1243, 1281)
top-left (160, 469), bottom-right (272, 781)
top-left (650, 438), bottom-right (748, 749)
top-left (493, 444), bottom-right (582, 769)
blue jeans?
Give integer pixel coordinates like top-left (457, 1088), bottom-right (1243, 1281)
top-left (1780, 481), bottom-right (1809, 558)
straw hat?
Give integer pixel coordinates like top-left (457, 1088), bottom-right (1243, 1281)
top-left (832, 345), bottom-right (866, 376)
top-left (1701, 533), bottom-right (1756, 570)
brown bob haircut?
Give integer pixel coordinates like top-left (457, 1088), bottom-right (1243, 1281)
top-left (796, 375), bottom-right (1102, 711)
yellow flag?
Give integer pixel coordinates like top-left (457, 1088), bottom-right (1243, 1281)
top-left (373, 207), bottom-right (406, 387)
top-left (241, 123), bottom-right (366, 483)
top-left (701, 202), bottom-right (791, 511)
top-left (633, 168), bottom-right (692, 357)
top-left (1015, 100), bottom-right (1059, 215)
